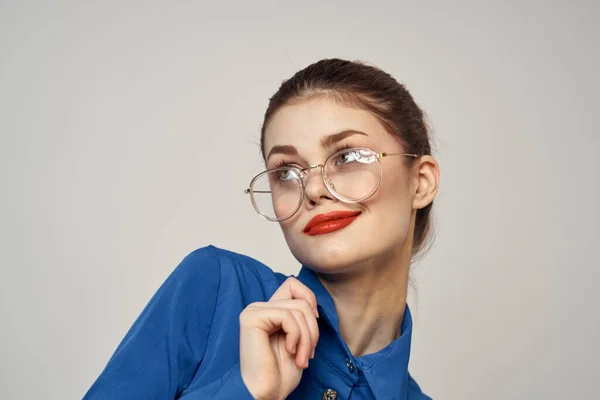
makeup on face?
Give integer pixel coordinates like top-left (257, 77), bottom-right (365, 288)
top-left (266, 129), bottom-right (369, 168)
top-left (303, 211), bottom-right (361, 236)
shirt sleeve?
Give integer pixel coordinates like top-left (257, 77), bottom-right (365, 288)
top-left (82, 247), bottom-right (254, 399)
top-left (177, 362), bottom-right (254, 399)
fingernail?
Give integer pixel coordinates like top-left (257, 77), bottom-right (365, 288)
top-left (310, 349), bottom-right (315, 359)
top-left (313, 307), bottom-right (319, 318)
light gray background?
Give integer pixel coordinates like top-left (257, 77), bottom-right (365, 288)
top-left (1, 1), bottom-right (598, 399)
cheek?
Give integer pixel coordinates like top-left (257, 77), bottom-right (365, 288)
top-left (361, 170), bottom-right (414, 237)
top-left (278, 210), bottom-right (302, 233)
top-left (278, 219), bottom-right (312, 266)
top-left (278, 215), bottom-right (305, 252)
top-left (368, 168), bottom-right (412, 211)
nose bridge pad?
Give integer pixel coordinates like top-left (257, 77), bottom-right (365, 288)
top-left (320, 165), bottom-right (336, 192)
top-left (326, 177), bottom-right (335, 190)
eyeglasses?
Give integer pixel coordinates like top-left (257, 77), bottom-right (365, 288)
top-left (244, 147), bottom-right (419, 222)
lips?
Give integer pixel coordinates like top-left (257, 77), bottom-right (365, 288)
top-left (303, 211), bottom-right (362, 236)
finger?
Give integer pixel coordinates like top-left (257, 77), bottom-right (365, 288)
top-left (248, 301), bottom-right (318, 364)
top-left (289, 309), bottom-right (312, 368)
top-left (241, 306), bottom-right (301, 355)
top-left (258, 299), bottom-right (319, 350)
top-left (270, 277), bottom-right (319, 317)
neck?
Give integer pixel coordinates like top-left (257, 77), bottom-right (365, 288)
top-left (316, 244), bottom-right (411, 357)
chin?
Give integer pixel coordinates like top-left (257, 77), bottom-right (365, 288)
top-left (285, 233), bottom-right (371, 274)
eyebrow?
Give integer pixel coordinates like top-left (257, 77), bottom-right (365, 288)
top-left (266, 129), bottom-right (368, 160)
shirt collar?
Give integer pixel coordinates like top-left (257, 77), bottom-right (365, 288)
top-left (297, 266), bottom-right (413, 400)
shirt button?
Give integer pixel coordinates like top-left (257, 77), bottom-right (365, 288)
top-left (345, 358), bottom-right (355, 373)
top-left (321, 388), bottom-right (338, 400)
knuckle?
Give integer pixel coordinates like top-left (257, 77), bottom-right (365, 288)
top-left (287, 325), bottom-right (299, 337)
top-left (239, 302), bottom-right (263, 325)
top-left (239, 310), bottom-right (252, 326)
top-left (246, 301), bottom-right (264, 309)
top-left (286, 277), bottom-right (298, 283)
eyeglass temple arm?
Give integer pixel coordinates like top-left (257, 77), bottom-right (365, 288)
top-left (244, 189), bottom-right (272, 194)
top-left (379, 152), bottom-right (419, 158)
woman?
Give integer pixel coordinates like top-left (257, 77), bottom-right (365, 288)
top-left (84, 58), bottom-right (439, 399)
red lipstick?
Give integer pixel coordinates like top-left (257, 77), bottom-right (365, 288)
top-left (303, 211), bottom-right (361, 236)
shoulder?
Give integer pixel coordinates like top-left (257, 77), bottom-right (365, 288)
top-left (178, 245), bottom-right (285, 299)
top-left (138, 245), bottom-right (286, 336)
top-left (174, 245), bottom-right (277, 279)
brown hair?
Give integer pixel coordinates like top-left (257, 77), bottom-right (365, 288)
top-left (260, 58), bottom-right (434, 256)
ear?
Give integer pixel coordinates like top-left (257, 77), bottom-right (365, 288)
top-left (412, 155), bottom-right (440, 210)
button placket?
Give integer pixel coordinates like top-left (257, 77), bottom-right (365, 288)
top-left (345, 358), bottom-right (355, 373)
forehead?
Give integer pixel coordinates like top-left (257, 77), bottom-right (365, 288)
top-left (263, 97), bottom-right (394, 154)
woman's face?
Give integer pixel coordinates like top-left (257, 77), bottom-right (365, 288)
top-left (263, 96), bottom-right (420, 274)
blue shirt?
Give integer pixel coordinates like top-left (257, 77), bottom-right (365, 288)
top-left (84, 245), bottom-right (431, 399)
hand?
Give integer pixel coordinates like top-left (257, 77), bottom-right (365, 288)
top-left (239, 277), bottom-right (320, 400)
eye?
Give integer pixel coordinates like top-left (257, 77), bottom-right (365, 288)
top-left (277, 168), bottom-right (299, 181)
top-left (335, 150), bottom-right (360, 165)
top-left (279, 169), bottom-right (291, 180)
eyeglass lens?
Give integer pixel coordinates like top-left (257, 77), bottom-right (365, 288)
top-left (250, 148), bottom-right (381, 221)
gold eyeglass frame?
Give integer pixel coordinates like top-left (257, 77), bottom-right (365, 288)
top-left (244, 147), bottom-right (419, 222)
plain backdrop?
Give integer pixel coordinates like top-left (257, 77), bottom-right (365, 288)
top-left (1, 1), bottom-right (598, 399)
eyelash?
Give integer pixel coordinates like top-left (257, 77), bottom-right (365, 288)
top-left (271, 143), bottom-right (354, 169)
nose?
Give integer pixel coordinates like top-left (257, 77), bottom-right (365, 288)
top-left (303, 165), bottom-right (337, 208)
